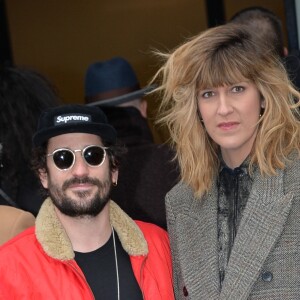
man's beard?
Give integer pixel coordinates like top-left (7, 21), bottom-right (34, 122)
top-left (48, 176), bottom-right (112, 217)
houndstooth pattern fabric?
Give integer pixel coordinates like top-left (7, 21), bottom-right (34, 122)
top-left (166, 152), bottom-right (300, 299)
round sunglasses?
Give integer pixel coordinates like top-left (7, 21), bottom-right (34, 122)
top-left (47, 145), bottom-right (108, 171)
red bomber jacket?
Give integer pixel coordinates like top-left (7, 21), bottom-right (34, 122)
top-left (0, 199), bottom-right (174, 299)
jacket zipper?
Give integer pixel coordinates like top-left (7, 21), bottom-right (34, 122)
top-left (65, 260), bottom-right (95, 300)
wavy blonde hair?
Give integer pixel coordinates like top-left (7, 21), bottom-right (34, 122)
top-left (153, 24), bottom-right (300, 197)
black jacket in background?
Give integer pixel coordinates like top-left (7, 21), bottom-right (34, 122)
top-left (284, 50), bottom-right (300, 91)
top-left (101, 106), bottom-right (180, 230)
top-left (0, 160), bottom-right (45, 216)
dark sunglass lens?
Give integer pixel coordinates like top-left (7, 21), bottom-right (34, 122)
top-left (84, 146), bottom-right (105, 166)
top-left (53, 150), bottom-right (74, 169)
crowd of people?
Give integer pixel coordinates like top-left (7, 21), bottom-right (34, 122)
top-left (1, 5), bottom-right (300, 299)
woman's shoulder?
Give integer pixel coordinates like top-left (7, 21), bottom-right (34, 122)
top-left (281, 151), bottom-right (300, 192)
top-left (165, 181), bottom-right (197, 210)
top-left (285, 150), bottom-right (300, 173)
top-left (0, 206), bottom-right (35, 246)
top-left (167, 181), bottom-right (194, 197)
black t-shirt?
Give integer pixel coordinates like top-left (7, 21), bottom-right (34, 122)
top-left (75, 231), bottom-right (143, 300)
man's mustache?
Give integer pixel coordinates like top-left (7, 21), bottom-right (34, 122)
top-left (62, 177), bottom-right (102, 190)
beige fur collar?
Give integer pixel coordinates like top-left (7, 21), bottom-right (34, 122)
top-left (35, 198), bottom-right (148, 261)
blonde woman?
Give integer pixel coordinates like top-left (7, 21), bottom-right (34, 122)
top-left (154, 23), bottom-right (300, 299)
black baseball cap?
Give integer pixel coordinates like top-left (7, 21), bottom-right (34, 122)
top-left (33, 104), bottom-right (117, 146)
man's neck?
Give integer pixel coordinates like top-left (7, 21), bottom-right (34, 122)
top-left (54, 204), bottom-right (111, 253)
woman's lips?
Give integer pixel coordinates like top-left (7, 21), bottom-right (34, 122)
top-left (218, 122), bottom-right (239, 130)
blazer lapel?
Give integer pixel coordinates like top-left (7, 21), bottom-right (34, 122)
top-left (220, 168), bottom-right (294, 299)
top-left (175, 181), bottom-right (221, 299)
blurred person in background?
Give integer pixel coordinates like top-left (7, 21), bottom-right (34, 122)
top-left (0, 66), bottom-right (60, 215)
top-left (0, 205), bottom-right (35, 245)
top-left (85, 57), bottom-right (179, 229)
top-left (229, 6), bottom-right (300, 90)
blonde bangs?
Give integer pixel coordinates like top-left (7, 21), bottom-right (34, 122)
top-left (197, 45), bottom-right (261, 90)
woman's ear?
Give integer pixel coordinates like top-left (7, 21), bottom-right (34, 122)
top-left (39, 169), bottom-right (48, 189)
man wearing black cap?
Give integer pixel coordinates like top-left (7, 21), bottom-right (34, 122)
top-left (85, 57), bottom-right (179, 229)
top-left (0, 105), bottom-right (174, 299)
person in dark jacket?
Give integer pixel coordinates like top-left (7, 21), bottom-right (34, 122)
top-left (229, 6), bottom-right (300, 90)
top-left (0, 66), bottom-right (60, 215)
top-left (84, 57), bottom-right (179, 229)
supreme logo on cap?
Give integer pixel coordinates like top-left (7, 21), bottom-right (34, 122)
top-left (55, 113), bottom-right (91, 125)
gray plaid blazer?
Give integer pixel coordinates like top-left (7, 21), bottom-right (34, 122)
top-left (166, 152), bottom-right (300, 299)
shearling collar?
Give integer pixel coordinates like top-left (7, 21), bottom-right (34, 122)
top-left (35, 198), bottom-right (148, 261)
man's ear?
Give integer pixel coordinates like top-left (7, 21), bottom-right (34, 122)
top-left (138, 99), bottom-right (148, 118)
top-left (112, 169), bottom-right (119, 186)
top-left (39, 169), bottom-right (48, 189)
